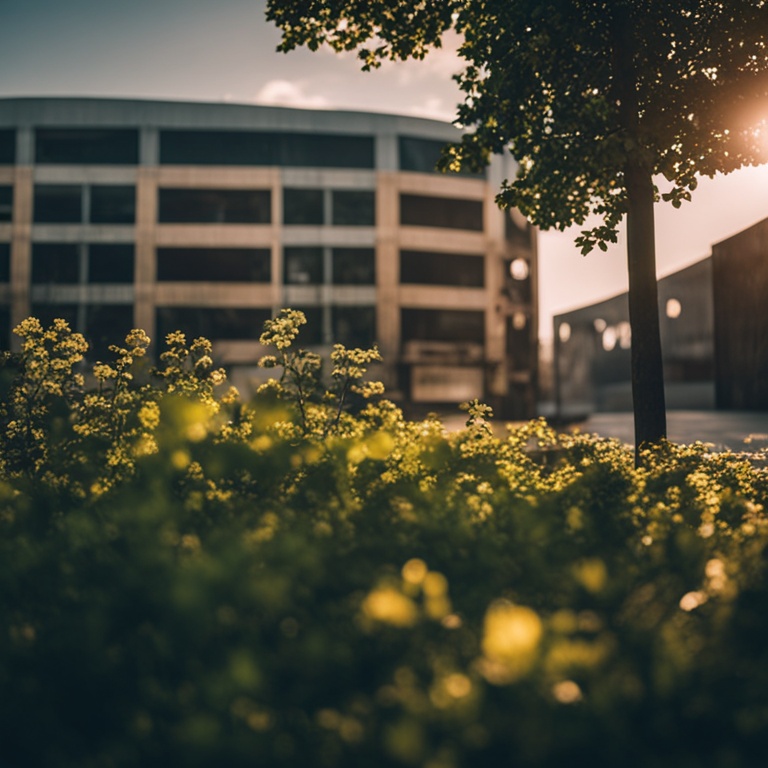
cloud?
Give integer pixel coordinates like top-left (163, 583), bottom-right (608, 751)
top-left (390, 33), bottom-right (464, 86)
top-left (253, 79), bottom-right (331, 109)
top-left (406, 97), bottom-right (457, 123)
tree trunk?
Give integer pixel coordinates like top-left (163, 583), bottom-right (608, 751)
top-left (612, 2), bottom-right (667, 455)
top-left (625, 160), bottom-right (667, 451)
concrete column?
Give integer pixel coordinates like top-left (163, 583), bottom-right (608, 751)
top-left (16, 128), bottom-right (33, 166)
top-left (375, 171), bottom-right (400, 388)
top-left (134, 167), bottom-right (157, 339)
top-left (375, 132), bottom-right (398, 173)
top-left (10, 166), bottom-right (33, 340)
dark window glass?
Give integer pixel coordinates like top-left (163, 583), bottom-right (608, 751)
top-left (160, 130), bottom-right (278, 166)
top-left (85, 305), bottom-right (135, 359)
top-left (283, 188), bottom-right (324, 225)
top-left (89, 244), bottom-right (135, 284)
top-left (35, 128), bottom-right (139, 165)
top-left (0, 307), bottom-right (9, 350)
top-left (160, 130), bottom-right (374, 169)
top-left (34, 185), bottom-right (82, 223)
top-left (399, 136), bottom-right (444, 174)
top-left (333, 306), bottom-right (376, 347)
top-left (400, 250), bottom-right (484, 287)
top-left (0, 186), bottom-right (12, 222)
top-left (284, 247), bottom-right (323, 285)
top-left (332, 248), bottom-right (375, 285)
top-left (32, 243), bottom-right (80, 284)
top-left (31, 304), bottom-right (134, 359)
top-left (0, 243), bottom-right (9, 282)
top-left (292, 307), bottom-right (323, 345)
top-left (332, 190), bottom-right (375, 226)
top-left (281, 134), bottom-right (374, 169)
top-left (400, 194), bottom-right (484, 231)
top-left (90, 185), bottom-right (135, 224)
top-left (401, 308), bottom-right (485, 344)
top-left (157, 248), bottom-right (271, 282)
top-left (505, 209), bottom-right (531, 246)
top-left (158, 188), bottom-right (271, 224)
top-left (398, 136), bottom-right (484, 177)
top-left (0, 130), bottom-right (15, 164)
top-left (156, 307), bottom-right (270, 341)
top-left (30, 303), bottom-right (79, 329)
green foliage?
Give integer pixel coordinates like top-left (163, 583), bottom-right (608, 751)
top-left (268, 0), bottom-right (768, 251)
top-left (3, 315), bottom-right (768, 767)
top-left (257, 308), bottom-right (384, 437)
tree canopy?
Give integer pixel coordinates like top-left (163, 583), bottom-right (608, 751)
top-left (267, 0), bottom-right (768, 448)
top-left (269, 0), bottom-right (767, 249)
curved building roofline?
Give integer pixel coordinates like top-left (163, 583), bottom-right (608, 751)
top-left (0, 95), bottom-right (463, 139)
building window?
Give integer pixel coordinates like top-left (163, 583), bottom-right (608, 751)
top-left (30, 303), bottom-right (134, 359)
top-left (401, 308), bottom-right (485, 344)
top-left (33, 184), bottom-right (136, 224)
top-left (0, 243), bottom-right (10, 282)
top-left (398, 136), bottom-right (484, 177)
top-left (283, 188), bottom-right (324, 225)
top-left (283, 189), bottom-right (376, 226)
top-left (85, 305), bottom-right (135, 358)
top-left (280, 134), bottom-right (374, 169)
top-left (88, 244), bottom-right (134, 284)
top-left (291, 307), bottom-right (324, 345)
top-left (90, 185), bottom-right (135, 224)
top-left (0, 307), bottom-right (9, 351)
top-left (400, 250), bottom-right (484, 287)
top-left (0, 186), bottom-right (12, 222)
top-left (160, 130), bottom-right (275, 166)
top-left (156, 307), bottom-right (271, 342)
top-left (400, 194), bottom-right (484, 231)
top-left (332, 190), bottom-right (375, 226)
top-left (30, 302), bottom-right (79, 330)
top-left (0, 130), bottom-right (15, 165)
top-left (284, 247), bottom-right (323, 285)
top-left (34, 185), bottom-right (82, 223)
top-left (505, 207), bottom-right (531, 246)
top-left (156, 248), bottom-right (270, 282)
top-left (399, 136), bottom-right (446, 174)
top-left (32, 243), bottom-right (134, 284)
top-left (332, 306), bottom-right (376, 347)
top-left (158, 188), bottom-right (271, 224)
top-left (332, 248), bottom-right (375, 285)
top-left (32, 243), bottom-right (80, 284)
top-left (35, 128), bottom-right (139, 165)
top-left (159, 130), bottom-right (375, 169)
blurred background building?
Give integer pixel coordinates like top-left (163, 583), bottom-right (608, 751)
top-left (0, 97), bottom-right (538, 418)
top-left (552, 216), bottom-right (768, 416)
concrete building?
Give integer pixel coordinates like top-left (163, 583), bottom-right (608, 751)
top-left (712, 216), bottom-right (768, 409)
top-left (0, 97), bottom-right (538, 417)
top-left (553, 258), bottom-right (716, 416)
top-left (551, 221), bottom-right (768, 416)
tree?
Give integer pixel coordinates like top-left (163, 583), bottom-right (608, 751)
top-left (266, 0), bottom-right (768, 451)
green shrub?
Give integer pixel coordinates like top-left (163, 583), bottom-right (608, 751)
top-left (1, 311), bottom-right (768, 767)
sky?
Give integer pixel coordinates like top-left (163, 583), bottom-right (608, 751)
top-left (2, 0), bottom-right (767, 340)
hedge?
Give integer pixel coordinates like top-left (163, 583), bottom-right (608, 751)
top-left (1, 311), bottom-right (768, 767)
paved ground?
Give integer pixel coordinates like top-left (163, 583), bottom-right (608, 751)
top-left (440, 409), bottom-right (768, 452)
top-left (573, 411), bottom-right (768, 451)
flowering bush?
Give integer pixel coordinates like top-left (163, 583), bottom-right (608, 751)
top-left (1, 314), bottom-right (768, 767)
